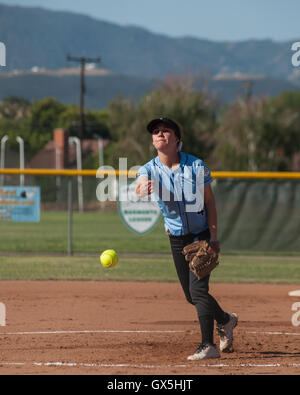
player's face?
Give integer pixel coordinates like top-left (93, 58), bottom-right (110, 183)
top-left (151, 123), bottom-right (179, 153)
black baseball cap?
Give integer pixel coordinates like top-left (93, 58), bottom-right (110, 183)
top-left (147, 117), bottom-right (181, 140)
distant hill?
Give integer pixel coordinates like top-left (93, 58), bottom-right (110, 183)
top-left (0, 3), bottom-right (299, 82)
top-left (0, 69), bottom-right (155, 109)
top-left (0, 3), bottom-right (299, 108)
top-left (0, 69), bottom-right (298, 109)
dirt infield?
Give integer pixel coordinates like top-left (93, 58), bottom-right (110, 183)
top-left (0, 281), bottom-right (299, 375)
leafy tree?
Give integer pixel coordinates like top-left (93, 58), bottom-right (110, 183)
top-left (214, 92), bottom-right (300, 171)
top-left (1, 88), bottom-right (299, 173)
top-left (0, 96), bottom-right (31, 120)
top-left (58, 105), bottom-right (111, 139)
top-left (105, 77), bottom-right (218, 168)
top-left (0, 97), bottom-right (32, 157)
top-left (30, 97), bottom-right (65, 135)
top-left (20, 97), bottom-right (65, 157)
top-left (266, 91), bottom-right (300, 170)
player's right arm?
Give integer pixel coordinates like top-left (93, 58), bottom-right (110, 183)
top-left (136, 176), bottom-right (153, 197)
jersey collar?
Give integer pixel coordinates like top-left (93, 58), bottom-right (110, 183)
top-left (155, 152), bottom-right (188, 173)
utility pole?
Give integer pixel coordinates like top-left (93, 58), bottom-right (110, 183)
top-left (243, 81), bottom-right (253, 101)
top-left (243, 81), bottom-right (256, 171)
top-left (66, 54), bottom-right (101, 139)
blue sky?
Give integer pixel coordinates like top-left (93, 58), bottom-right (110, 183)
top-left (2, 0), bottom-right (299, 41)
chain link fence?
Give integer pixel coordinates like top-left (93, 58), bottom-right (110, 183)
top-left (0, 171), bottom-right (299, 254)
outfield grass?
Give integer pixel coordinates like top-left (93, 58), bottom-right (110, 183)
top-left (0, 254), bottom-right (299, 283)
top-left (0, 211), bottom-right (170, 254)
top-left (1, 210), bottom-right (299, 256)
top-left (1, 211), bottom-right (299, 283)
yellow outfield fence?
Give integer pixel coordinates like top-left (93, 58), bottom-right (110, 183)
top-left (0, 168), bottom-right (300, 179)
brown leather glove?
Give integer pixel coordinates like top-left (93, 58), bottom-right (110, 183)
top-left (182, 240), bottom-right (219, 280)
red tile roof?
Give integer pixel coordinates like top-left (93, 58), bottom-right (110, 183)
top-left (27, 139), bottom-right (109, 169)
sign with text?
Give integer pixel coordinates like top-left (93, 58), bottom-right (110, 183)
top-left (118, 181), bottom-right (161, 235)
top-left (0, 187), bottom-right (40, 222)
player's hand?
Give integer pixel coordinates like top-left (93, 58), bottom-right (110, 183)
top-left (208, 240), bottom-right (220, 254)
top-left (137, 179), bottom-right (153, 197)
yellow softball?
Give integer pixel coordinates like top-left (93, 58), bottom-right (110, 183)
top-left (100, 249), bottom-right (118, 268)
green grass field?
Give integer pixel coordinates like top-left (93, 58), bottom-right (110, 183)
top-left (0, 211), bottom-right (300, 283)
top-left (0, 254), bottom-right (299, 283)
top-left (1, 210), bottom-right (299, 255)
top-left (0, 211), bottom-right (169, 254)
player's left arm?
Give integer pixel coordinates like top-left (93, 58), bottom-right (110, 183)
top-left (204, 184), bottom-right (220, 253)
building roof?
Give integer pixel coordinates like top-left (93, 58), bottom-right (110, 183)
top-left (27, 138), bottom-right (109, 169)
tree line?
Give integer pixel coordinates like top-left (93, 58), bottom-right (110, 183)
top-left (0, 78), bottom-right (299, 171)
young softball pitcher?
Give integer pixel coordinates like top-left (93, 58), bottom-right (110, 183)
top-left (136, 117), bottom-right (238, 360)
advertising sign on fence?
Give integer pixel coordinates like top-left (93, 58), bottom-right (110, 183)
top-left (0, 186), bottom-right (40, 222)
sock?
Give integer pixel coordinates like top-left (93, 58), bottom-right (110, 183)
top-left (199, 315), bottom-right (214, 345)
top-left (208, 295), bottom-right (229, 325)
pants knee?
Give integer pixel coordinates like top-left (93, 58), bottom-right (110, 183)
top-left (185, 294), bottom-right (195, 306)
top-left (189, 285), bottom-right (208, 301)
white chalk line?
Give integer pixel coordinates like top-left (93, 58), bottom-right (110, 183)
top-left (245, 330), bottom-right (300, 336)
top-left (0, 330), bottom-right (299, 371)
top-left (0, 329), bottom-right (299, 337)
top-left (0, 329), bottom-right (184, 336)
top-left (1, 361), bottom-right (300, 370)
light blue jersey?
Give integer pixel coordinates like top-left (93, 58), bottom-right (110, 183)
top-left (137, 152), bottom-right (212, 236)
